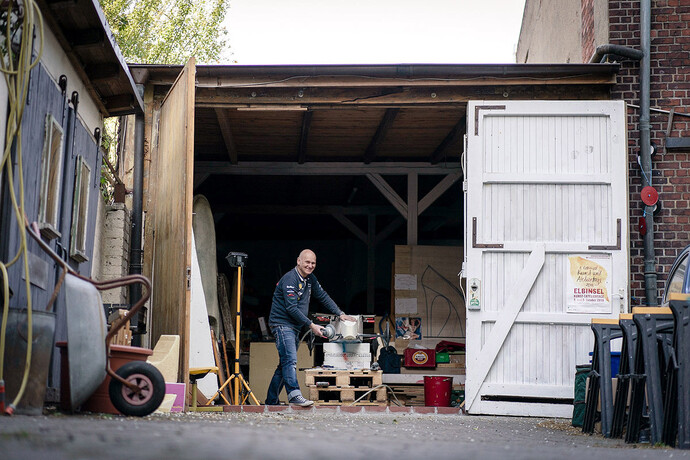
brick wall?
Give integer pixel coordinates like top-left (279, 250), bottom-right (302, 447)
top-left (609, 0), bottom-right (690, 304)
top-left (98, 203), bottom-right (131, 305)
top-left (582, 0), bottom-right (596, 62)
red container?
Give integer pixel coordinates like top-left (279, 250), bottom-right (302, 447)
top-left (424, 376), bottom-right (452, 407)
top-left (403, 348), bottom-right (436, 368)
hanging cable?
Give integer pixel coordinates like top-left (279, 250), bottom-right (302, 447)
top-left (0, 0), bottom-right (44, 415)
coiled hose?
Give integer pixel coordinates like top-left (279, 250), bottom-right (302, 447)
top-left (0, 0), bottom-right (44, 415)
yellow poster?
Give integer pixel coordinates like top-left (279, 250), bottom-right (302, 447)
top-left (567, 254), bottom-right (611, 313)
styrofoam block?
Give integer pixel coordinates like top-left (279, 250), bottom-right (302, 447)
top-left (147, 335), bottom-right (180, 383)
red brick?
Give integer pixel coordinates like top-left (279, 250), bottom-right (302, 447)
top-left (413, 407), bottom-right (436, 414)
top-left (340, 406), bottom-right (363, 413)
top-left (242, 405), bottom-right (264, 413)
top-left (223, 405), bottom-right (242, 412)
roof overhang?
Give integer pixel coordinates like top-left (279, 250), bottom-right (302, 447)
top-left (37, 0), bottom-right (144, 116)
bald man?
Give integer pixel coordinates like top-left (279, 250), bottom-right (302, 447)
top-left (266, 249), bottom-right (354, 406)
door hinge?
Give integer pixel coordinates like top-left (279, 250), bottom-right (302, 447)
top-left (186, 266), bottom-right (191, 290)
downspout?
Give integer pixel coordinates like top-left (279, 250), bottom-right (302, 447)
top-left (129, 85), bottom-right (145, 344)
top-left (639, 0), bottom-right (657, 306)
top-left (588, 2), bottom-right (656, 305)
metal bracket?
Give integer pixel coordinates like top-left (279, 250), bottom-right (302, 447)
top-left (474, 105), bottom-right (506, 135)
top-left (472, 217), bottom-right (503, 249)
top-left (589, 219), bottom-right (622, 250)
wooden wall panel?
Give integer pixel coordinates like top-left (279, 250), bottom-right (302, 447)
top-left (150, 58), bottom-right (196, 386)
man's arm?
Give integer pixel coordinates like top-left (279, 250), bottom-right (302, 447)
top-left (310, 277), bottom-right (343, 316)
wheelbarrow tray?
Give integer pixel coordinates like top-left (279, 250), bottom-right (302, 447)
top-left (64, 273), bottom-right (107, 409)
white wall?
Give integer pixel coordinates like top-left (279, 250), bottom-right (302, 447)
top-left (38, 24), bottom-right (103, 136)
top-left (516, 0), bottom-right (608, 64)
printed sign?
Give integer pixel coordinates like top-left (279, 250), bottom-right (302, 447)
top-left (567, 254), bottom-right (612, 313)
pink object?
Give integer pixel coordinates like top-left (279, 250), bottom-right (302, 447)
top-left (165, 383), bottom-right (186, 412)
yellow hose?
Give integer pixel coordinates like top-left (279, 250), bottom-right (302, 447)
top-left (0, 0), bottom-right (44, 414)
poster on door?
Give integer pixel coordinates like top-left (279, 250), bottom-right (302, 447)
top-left (567, 254), bottom-right (612, 313)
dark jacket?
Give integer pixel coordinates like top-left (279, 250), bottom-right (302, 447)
top-left (269, 267), bottom-right (342, 330)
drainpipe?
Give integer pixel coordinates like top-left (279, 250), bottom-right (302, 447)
top-left (639, 0), bottom-right (657, 306)
top-left (129, 86), bottom-right (145, 342)
top-left (589, 44), bottom-right (644, 63)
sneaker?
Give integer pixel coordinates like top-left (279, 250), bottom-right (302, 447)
top-left (288, 395), bottom-right (314, 407)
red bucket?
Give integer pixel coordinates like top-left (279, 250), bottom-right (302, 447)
top-left (424, 376), bottom-right (452, 407)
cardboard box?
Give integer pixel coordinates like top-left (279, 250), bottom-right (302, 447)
top-left (165, 382), bottom-right (185, 412)
top-left (249, 342), bottom-right (314, 404)
top-left (403, 348), bottom-right (436, 368)
top-left (323, 342), bottom-right (371, 370)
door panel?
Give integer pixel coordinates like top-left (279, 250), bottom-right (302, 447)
top-left (150, 57), bottom-right (196, 388)
top-left (464, 100), bottom-right (629, 416)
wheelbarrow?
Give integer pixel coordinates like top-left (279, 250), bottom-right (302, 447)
top-left (26, 221), bottom-right (165, 416)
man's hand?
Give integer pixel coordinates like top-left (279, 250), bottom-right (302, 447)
top-left (310, 322), bottom-right (325, 338)
top-left (340, 314), bottom-right (356, 322)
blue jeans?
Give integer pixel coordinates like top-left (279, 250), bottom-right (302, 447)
top-left (265, 325), bottom-right (302, 404)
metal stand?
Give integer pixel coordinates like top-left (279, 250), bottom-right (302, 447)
top-left (626, 307), bottom-right (674, 444)
top-left (611, 314), bottom-right (637, 438)
top-left (583, 318), bottom-right (622, 437)
top-left (669, 297), bottom-right (690, 449)
top-left (206, 254), bottom-right (259, 406)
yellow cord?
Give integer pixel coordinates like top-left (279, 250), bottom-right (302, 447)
top-left (0, 0), bottom-right (44, 412)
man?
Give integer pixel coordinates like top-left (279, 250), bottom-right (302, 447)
top-left (266, 249), bottom-right (354, 406)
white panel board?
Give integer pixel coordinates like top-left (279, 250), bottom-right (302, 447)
top-left (464, 100), bottom-right (629, 417)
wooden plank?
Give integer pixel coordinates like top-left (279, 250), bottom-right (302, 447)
top-left (331, 212), bottom-right (367, 243)
top-left (366, 173), bottom-right (408, 217)
top-left (197, 161), bottom-right (461, 176)
top-left (465, 245), bottom-right (545, 413)
top-left (407, 172), bottom-right (418, 245)
top-left (214, 108), bottom-right (238, 164)
top-left (429, 117), bottom-right (465, 164)
top-left (418, 172), bottom-right (463, 215)
top-left (150, 58), bottom-right (196, 396)
top-left (297, 110), bottom-right (313, 164)
top-left (194, 85), bottom-right (612, 107)
top-left (364, 108), bottom-right (399, 163)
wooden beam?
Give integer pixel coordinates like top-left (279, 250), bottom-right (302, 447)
top-left (102, 94), bottom-right (137, 115)
top-left (194, 85), bottom-right (613, 107)
top-left (214, 108), bottom-right (238, 164)
top-left (195, 161), bottom-right (461, 176)
top-left (367, 215), bottom-right (375, 314)
top-left (86, 63), bottom-right (120, 82)
top-left (364, 108), bottom-right (399, 164)
top-left (407, 172), bottom-right (418, 245)
top-left (209, 204), bottom-right (458, 217)
top-left (332, 212), bottom-right (367, 243)
top-left (194, 173), bottom-right (210, 190)
top-left (366, 173), bottom-right (407, 218)
top-left (430, 117), bottom-right (465, 164)
top-left (297, 111), bottom-right (313, 164)
top-left (64, 28), bottom-right (105, 48)
top-left (375, 217), bottom-right (405, 245)
top-left (418, 172), bottom-right (462, 215)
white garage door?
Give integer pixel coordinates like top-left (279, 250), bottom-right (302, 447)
top-left (464, 100), bottom-right (629, 417)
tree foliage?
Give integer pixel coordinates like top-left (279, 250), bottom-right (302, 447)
top-left (99, 0), bottom-right (229, 64)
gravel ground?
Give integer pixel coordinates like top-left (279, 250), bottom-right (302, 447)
top-left (0, 410), bottom-right (686, 460)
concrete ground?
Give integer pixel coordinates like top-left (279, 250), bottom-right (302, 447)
top-left (0, 409), bottom-right (686, 460)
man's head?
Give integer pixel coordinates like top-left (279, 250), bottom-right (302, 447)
top-left (296, 249), bottom-right (316, 278)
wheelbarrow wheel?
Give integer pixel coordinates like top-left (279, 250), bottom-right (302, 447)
top-left (109, 361), bottom-right (165, 417)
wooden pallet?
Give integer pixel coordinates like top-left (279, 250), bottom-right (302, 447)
top-left (307, 385), bottom-right (387, 403)
top-left (387, 384), bottom-right (425, 406)
top-left (305, 369), bottom-right (383, 388)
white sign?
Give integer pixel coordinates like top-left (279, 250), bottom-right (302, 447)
top-left (395, 298), bottom-right (418, 314)
top-left (394, 274), bottom-right (417, 290)
top-left (567, 254), bottom-right (612, 314)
